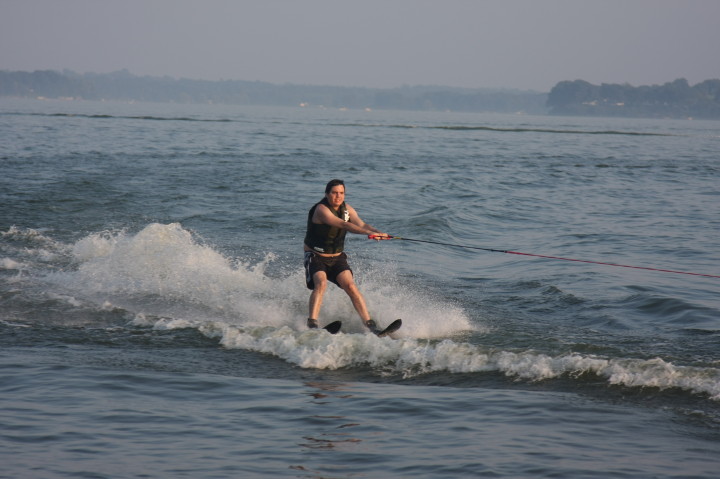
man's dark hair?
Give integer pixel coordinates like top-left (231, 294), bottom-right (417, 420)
top-left (325, 179), bottom-right (345, 194)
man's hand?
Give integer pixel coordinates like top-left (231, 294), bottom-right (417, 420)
top-left (368, 234), bottom-right (392, 241)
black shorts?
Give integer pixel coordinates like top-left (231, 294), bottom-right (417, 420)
top-left (304, 251), bottom-right (353, 290)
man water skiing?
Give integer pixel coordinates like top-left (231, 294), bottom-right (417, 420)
top-left (303, 179), bottom-right (392, 334)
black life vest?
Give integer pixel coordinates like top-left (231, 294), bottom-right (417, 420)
top-left (304, 197), bottom-right (349, 254)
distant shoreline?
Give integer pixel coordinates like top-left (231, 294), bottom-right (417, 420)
top-left (2, 70), bottom-right (719, 119)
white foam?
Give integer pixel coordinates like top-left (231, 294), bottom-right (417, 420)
top-left (36, 223), bottom-right (720, 400)
top-left (1, 226), bottom-right (67, 262)
top-left (0, 258), bottom-right (25, 270)
top-left (57, 223), bottom-right (474, 334)
top-left (46, 292), bottom-right (83, 307)
top-left (2, 226), bottom-right (51, 242)
top-left (201, 323), bottom-right (720, 399)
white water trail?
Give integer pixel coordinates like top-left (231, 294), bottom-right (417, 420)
top-left (38, 223), bottom-right (720, 401)
top-left (55, 223), bottom-right (473, 335)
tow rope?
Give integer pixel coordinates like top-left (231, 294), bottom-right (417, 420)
top-left (368, 235), bottom-right (719, 279)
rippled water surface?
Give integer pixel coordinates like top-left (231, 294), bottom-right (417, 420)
top-left (1, 98), bottom-right (719, 478)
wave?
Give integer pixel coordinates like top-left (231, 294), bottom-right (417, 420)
top-left (3, 111), bottom-right (673, 135)
top-left (43, 223), bottom-right (473, 337)
top-left (428, 125), bottom-right (673, 136)
top-left (1, 226), bottom-right (70, 268)
top-left (334, 122), bottom-right (674, 136)
top-left (136, 317), bottom-right (720, 400)
top-left (2, 111), bottom-right (235, 123)
top-left (5, 223), bottom-right (719, 401)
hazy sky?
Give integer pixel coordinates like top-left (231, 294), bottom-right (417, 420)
top-left (2, 0), bottom-right (719, 92)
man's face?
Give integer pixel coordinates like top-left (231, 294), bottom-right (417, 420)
top-left (326, 185), bottom-right (345, 209)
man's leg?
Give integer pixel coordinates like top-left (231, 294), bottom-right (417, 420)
top-left (336, 270), bottom-right (372, 324)
top-left (308, 271), bottom-right (328, 324)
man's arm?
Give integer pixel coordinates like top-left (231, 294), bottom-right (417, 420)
top-left (347, 205), bottom-right (386, 236)
top-left (314, 203), bottom-right (387, 237)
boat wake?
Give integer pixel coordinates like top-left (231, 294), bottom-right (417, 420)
top-left (3, 223), bottom-right (719, 401)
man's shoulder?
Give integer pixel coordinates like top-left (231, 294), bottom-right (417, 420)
top-left (313, 201), bottom-right (351, 222)
top-left (314, 201), bottom-right (330, 213)
top-left (311, 201), bottom-right (332, 223)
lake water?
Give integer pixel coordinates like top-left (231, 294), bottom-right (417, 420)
top-left (1, 98), bottom-right (719, 478)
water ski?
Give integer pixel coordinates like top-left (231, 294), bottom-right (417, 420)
top-left (368, 319), bottom-right (402, 337)
top-left (323, 320), bottom-right (342, 334)
top-left (308, 319), bottom-right (341, 334)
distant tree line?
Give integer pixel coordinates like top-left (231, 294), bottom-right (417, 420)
top-left (0, 69), bottom-right (546, 114)
top-left (547, 78), bottom-right (720, 119)
top-left (3, 70), bottom-right (719, 118)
